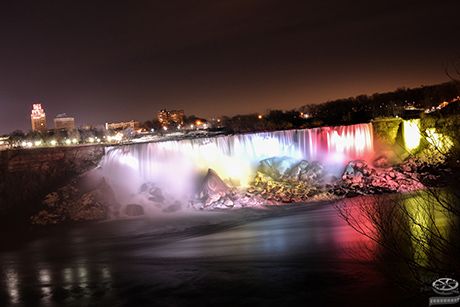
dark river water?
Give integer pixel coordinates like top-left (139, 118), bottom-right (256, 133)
top-left (0, 198), bottom-right (433, 306)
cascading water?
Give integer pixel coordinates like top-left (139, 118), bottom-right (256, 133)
top-left (98, 123), bottom-right (374, 207)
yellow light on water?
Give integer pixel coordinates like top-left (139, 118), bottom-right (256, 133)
top-left (403, 119), bottom-right (421, 151)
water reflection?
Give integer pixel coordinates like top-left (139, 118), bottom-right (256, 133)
top-left (2, 193), bottom-right (449, 306)
top-left (5, 267), bottom-right (19, 304)
top-left (336, 189), bottom-right (460, 287)
top-left (0, 256), bottom-right (114, 306)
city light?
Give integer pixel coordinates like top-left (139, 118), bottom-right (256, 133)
top-left (258, 115), bottom-right (263, 119)
top-left (71, 138), bottom-right (78, 144)
top-left (65, 139), bottom-right (72, 145)
top-left (34, 140), bottom-right (42, 146)
top-left (50, 140), bottom-right (57, 146)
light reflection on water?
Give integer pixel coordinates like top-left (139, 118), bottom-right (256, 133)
top-left (5, 267), bottom-right (19, 305)
top-left (0, 192), bottom-right (456, 306)
top-left (0, 248), bottom-right (115, 306)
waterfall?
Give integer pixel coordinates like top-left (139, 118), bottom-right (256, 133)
top-left (98, 123), bottom-right (374, 203)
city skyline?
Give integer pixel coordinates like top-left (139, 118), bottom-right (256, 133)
top-left (4, 78), bottom-right (458, 135)
top-left (1, 0), bottom-right (460, 134)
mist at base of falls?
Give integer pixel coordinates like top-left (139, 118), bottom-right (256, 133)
top-left (96, 123), bottom-right (374, 215)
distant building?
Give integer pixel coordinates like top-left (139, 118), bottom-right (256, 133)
top-left (54, 113), bottom-right (76, 130)
top-left (169, 110), bottom-right (185, 125)
top-left (31, 104), bottom-right (47, 132)
top-left (105, 120), bottom-right (140, 131)
top-left (157, 109), bottom-right (169, 126)
top-left (157, 109), bottom-right (185, 127)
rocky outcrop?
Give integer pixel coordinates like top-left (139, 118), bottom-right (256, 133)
top-left (337, 160), bottom-right (425, 195)
top-left (372, 117), bottom-right (402, 145)
top-left (258, 156), bottom-right (299, 180)
top-left (31, 177), bottom-right (114, 225)
top-left (248, 157), bottom-right (334, 203)
top-left (0, 146), bottom-right (104, 219)
top-left (190, 169), bottom-right (268, 210)
top-left (198, 169), bottom-right (230, 201)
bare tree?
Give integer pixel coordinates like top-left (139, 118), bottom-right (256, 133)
top-left (335, 123), bottom-right (460, 290)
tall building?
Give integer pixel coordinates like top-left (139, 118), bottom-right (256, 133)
top-left (54, 113), bottom-right (76, 130)
top-left (157, 109), bottom-right (185, 127)
top-left (157, 109), bottom-right (169, 125)
top-left (31, 104), bottom-right (47, 132)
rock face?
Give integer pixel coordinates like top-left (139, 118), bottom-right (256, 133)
top-left (198, 168), bottom-right (230, 200)
top-left (190, 168), bottom-right (267, 210)
top-left (0, 146), bottom-right (104, 219)
top-left (248, 157), bottom-right (334, 203)
top-left (258, 156), bottom-right (299, 180)
top-left (338, 159), bottom-right (425, 195)
top-left (372, 118), bottom-right (402, 145)
top-left (31, 177), bottom-right (114, 225)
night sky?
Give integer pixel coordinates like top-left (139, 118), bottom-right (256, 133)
top-left (0, 0), bottom-right (459, 133)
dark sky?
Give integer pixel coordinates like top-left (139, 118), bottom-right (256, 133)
top-left (0, 0), bottom-right (459, 133)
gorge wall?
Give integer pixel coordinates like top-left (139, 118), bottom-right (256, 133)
top-left (0, 145), bottom-right (104, 220)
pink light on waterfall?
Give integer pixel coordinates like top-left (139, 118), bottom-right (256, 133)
top-left (307, 123), bottom-right (373, 164)
top-left (100, 122), bottom-right (375, 205)
top-left (326, 123), bottom-right (373, 162)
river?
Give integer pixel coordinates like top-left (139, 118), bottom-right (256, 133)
top-left (0, 197), bottom-right (434, 306)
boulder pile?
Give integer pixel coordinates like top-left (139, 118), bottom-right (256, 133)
top-left (247, 157), bottom-right (336, 203)
top-left (31, 153), bottom-right (448, 224)
top-left (190, 169), bottom-right (268, 210)
top-left (336, 159), bottom-right (425, 195)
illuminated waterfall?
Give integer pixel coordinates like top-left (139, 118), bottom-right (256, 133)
top-left (403, 119), bottom-right (421, 151)
top-left (99, 123), bottom-right (374, 202)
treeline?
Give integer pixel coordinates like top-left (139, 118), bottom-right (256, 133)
top-left (299, 81), bottom-right (459, 126)
top-left (219, 82), bottom-right (459, 133)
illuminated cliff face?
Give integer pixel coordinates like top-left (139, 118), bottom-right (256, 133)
top-left (99, 123), bottom-right (374, 203)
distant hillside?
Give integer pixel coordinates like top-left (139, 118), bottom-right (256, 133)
top-left (298, 81), bottom-right (459, 125)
